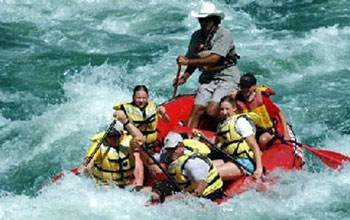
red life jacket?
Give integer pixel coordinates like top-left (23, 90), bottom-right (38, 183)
top-left (236, 85), bottom-right (277, 129)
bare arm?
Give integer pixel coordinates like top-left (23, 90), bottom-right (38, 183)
top-left (113, 110), bottom-right (145, 145)
top-left (278, 111), bottom-right (291, 141)
top-left (157, 106), bottom-right (170, 123)
top-left (175, 70), bottom-right (197, 85)
top-left (80, 141), bottom-right (101, 174)
top-left (245, 135), bottom-right (263, 179)
top-left (79, 158), bottom-right (95, 175)
top-left (114, 110), bottom-right (146, 186)
top-left (177, 54), bottom-right (221, 67)
top-left (192, 180), bottom-right (208, 197)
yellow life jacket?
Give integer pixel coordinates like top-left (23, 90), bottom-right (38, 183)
top-left (168, 152), bottom-right (223, 197)
top-left (216, 112), bottom-right (260, 160)
top-left (249, 85), bottom-right (274, 129)
top-left (86, 133), bottom-right (135, 186)
top-left (183, 139), bottom-right (211, 157)
top-left (252, 105), bottom-right (273, 129)
top-left (113, 101), bottom-right (158, 144)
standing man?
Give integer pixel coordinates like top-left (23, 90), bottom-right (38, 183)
top-left (175, 1), bottom-right (241, 128)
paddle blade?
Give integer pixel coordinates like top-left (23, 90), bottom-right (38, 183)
top-left (52, 167), bottom-right (80, 183)
top-left (302, 145), bottom-right (350, 170)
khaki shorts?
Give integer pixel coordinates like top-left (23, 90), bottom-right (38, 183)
top-left (194, 79), bottom-right (237, 106)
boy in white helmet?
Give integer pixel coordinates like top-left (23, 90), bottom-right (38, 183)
top-left (80, 110), bottom-right (145, 188)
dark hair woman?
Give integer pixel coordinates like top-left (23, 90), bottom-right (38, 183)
top-left (113, 85), bottom-right (171, 187)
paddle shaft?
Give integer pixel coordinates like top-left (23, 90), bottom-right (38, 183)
top-left (139, 144), bottom-right (182, 192)
top-left (197, 135), bottom-right (253, 175)
top-left (172, 64), bottom-right (181, 98)
top-left (83, 120), bottom-right (117, 166)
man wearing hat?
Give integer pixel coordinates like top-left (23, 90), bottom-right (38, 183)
top-left (80, 110), bottom-right (145, 188)
top-left (151, 132), bottom-right (223, 202)
top-left (234, 73), bottom-right (292, 150)
top-left (175, 1), bottom-right (241, 129)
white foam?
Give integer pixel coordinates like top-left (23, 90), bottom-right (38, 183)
top-left (0, 62), bottom-right (133, 174)
top-left (0, 114), bottom-right (11, 127)
top-left (1, 1), bottom-right (350, 219)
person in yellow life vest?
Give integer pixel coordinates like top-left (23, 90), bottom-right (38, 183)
top-left (158, 133), bottom-right (212, 166)
top-left (151, 132), bottom-right (223, 202)
top-left (113, 85), bottom-right (171, 186)
top-left (214, 95), bottom-right (263, 180)
top-left (79, 110), bottom-right (145, 189)
top-left (233, 73), bottom-right (291, 150)
top-left (113, 85), bottom-right (170, 145)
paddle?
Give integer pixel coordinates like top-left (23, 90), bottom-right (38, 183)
top-left (139, 144), bottom-right (182, 192)
top-left (172, 64), bottom-right (181, 98)
top-left (47, 120), bottom-right (117, 186)
top-left (83, 120), bottom-right (117, 166)
top-left (274, 132), bottom-right (350, 170)
top-left (286, 139), bottom-right (349, 170)
top-left (193, 131), bottom-right (254, 175)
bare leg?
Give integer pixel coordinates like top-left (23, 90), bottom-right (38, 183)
top-left (216, 162), bottom-right (244, 181)
top-left (258, 132), bottom-right (273, 151)
top-left (187, 104), bottom-right (205, 128)
top-left (213, 159), bottom-right (225, 168)
top-left (206, 101), bottom-right (220, 119)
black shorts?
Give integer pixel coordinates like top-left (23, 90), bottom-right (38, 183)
top-left (204, 188), bottom-right (224, 201)
top-left (255, 127), bottom-right (273, 141)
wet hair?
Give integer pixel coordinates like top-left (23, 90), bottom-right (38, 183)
top-left (219, 95), bottom-right (236, 108)
top-left (152, 180), bottom-right (178, 203)
top-left (133, 85), bottom-right (149, 96)
top-left (239, 73), bottom-right (257, 88)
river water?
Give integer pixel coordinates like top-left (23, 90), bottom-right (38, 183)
top-left (1, 0), bottom-right (350, 219)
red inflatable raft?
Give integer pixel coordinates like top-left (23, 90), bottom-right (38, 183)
top-left (50, 94), bottom-right (305, 201)
top-left (157, 94), bottom-right (304, 200)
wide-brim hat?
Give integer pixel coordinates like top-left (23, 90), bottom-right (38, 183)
top-left (191, 1), bottom-right (225, 19)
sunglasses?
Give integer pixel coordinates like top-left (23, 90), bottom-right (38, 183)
top-left (166, 145), bottom-right (179, 152)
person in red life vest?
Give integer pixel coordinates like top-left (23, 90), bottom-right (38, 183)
top-left (233, 73), bottom-right (291, 150)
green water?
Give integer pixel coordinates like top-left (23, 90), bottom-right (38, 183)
top-left (0, 0), bottom-right (349, 219)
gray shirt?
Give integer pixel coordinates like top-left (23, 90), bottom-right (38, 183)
top-left (183, 157), bottom-right (210, 182)
top-left (185, 27), bottom-right (241, 84)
